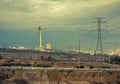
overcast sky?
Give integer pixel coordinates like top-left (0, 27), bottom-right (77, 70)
top-left (0, 0), bottom-right (120, 50)
top-left (0, 0), bottom-right (120, 30)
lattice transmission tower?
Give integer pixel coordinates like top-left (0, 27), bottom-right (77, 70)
top-left (94, 17), bottom-right (106, 54)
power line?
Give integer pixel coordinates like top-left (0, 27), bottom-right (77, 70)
top-left (109, 26), bottom-right (120, 32)
top-left (106, 13), bottom-right (120, 22)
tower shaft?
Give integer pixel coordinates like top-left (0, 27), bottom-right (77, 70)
top-left (39, 30), bottom-right (42, 48)
top-left (38, 25), bottom-right (43, 51)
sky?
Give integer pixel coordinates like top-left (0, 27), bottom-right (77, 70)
top-left (0, 0), bottom-right (120, 51)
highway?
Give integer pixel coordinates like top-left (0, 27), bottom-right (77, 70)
top-left (0, 66), bottom-right (120, 71)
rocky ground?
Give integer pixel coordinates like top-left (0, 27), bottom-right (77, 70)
top-left (0, 48), bottom-right (120, 84)
top-left (0, 69), bottom-right (120, 84)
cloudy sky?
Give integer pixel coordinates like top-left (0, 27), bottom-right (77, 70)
top-left (0, 0), bottom-right (120, 51)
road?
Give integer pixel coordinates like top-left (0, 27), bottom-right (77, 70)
top-left (0, 66), bottom-right (120, 71)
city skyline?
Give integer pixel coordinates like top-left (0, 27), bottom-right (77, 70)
top-left (0, 0), bottom-right (120, 51)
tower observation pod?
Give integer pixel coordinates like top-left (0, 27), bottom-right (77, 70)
top-left (38, 25), bottom-right (43, 51)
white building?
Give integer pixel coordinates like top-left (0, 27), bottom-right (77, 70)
top-left (46, 43), bottom-right (51, 50)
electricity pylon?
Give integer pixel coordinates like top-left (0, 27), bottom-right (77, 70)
top-left (94, 17), bottom-right (106, 55)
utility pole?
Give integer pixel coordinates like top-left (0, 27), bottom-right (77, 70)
top-left (31, 55), bottom-right (34, 69)
top-left (78, 40), bottom-right (81, 52)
